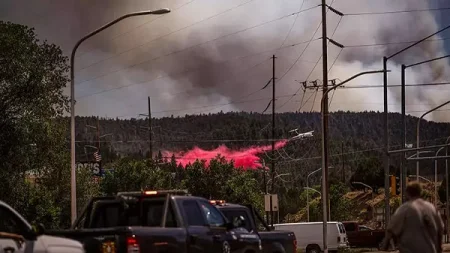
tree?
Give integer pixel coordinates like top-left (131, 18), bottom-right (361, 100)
top-left (0, 21), bottom-right (72, 228)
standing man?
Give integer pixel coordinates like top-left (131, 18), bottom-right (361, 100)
top-left (381, 182), bottom-right (444, 253)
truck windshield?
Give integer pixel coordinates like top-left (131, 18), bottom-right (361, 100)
top-left (90, 198), bottom-right (177, 228)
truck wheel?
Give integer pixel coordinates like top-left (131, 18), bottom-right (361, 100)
top-left (306, 244), bottom-right (321, 253)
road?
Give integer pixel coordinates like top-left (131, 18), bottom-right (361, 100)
top-left (362, 243), bottom-right (450, 253)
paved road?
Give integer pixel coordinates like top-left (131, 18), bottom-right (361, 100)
top-left (362, 243), bottom-right (450, 253)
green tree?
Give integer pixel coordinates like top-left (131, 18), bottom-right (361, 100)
top-left (0, 21), bottom-right (75, 228)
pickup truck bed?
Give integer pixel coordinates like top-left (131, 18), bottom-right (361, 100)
top-left (46, 190), bottom-right (262, 253)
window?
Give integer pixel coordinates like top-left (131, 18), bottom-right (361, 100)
top-left (343, 222), bottom-right (356, 232)
top-left (199, 201), bottom-right (225, 227)
top-left (91, 199), bottom-right (178, 228)
top-left (183, 201), bottom-right (206, 226)
top-left (143, 200), bottom-right (177, 227)
top-left (338, 223), bottom-right (346, 234)
top-left (220, 209), bottom-right (252, 231)
top-left (92, 203), bottom-right (121, 228)
top-left (0, 207), bottom-right (28, 235)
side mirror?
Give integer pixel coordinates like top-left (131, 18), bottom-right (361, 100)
top-left (27, 223), bottom-right (45, 240)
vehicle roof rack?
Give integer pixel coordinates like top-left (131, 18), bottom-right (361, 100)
top-left (116, 189), bottom-right (190, 197)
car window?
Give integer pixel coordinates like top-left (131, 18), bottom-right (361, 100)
top-left (91, 199), bottom-right (178, 228)
top-left (0, 206), bottom-right (28, 235)
top-left (183, 200), bottom-right (206, 226)
top-left (337, 223), bottom-right (344, 233)
top-left (339, 223), bottom-right (346, 233)
top-left (220, 209), bottom-right (252, 231)
top-left (359, 226), bottom-right (371, 231)
top-left (343, 222), bottom-right (356, 232)
top-left (199, 201), bottom-right (225, 227)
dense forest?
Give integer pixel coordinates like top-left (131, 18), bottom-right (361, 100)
top-left (75, 111), bottom-right (450, 188)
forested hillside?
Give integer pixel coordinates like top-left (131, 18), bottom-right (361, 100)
top-left (74, 111), bottom-right (450, 188)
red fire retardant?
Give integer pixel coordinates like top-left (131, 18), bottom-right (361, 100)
top-left (163, 140), bottom-right (288, 170)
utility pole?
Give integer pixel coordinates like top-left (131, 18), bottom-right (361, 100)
top-left (341, 142), bottom-right (345, 182)
top-left (97, 117), bottom-right (100, 150)
top-left (321, 0), bottom-right (329, 252)
top-left (270, 54), bottom-right (276, 227)
top-left (148, 96), bottom-right (153, 160)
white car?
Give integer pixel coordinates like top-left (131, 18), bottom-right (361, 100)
top-left (274, 221), bottom-right (348, 253)
top-left (0, 201), bottom-right (85, 253)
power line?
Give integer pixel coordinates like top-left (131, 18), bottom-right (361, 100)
top-left (345, 6), bottom-right (450, 16)
top-left (345, 37), bottom-right (450, 48)
top-left (75, 0), bottom-right (197, 60)
top-left (74, 4), bottom-right (321, 87)
top-left (75, 38), bottom-right (321, 100)
top-left (75, 0), bottom-right (257, 72)
top-left (278, 2), bottom-right (342, 110)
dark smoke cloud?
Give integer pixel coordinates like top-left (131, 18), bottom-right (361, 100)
top-left (2, 0), bottom-right (450, 120)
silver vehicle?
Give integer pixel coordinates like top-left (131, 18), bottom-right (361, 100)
top-left (0, 201), bottom-right (85, 253)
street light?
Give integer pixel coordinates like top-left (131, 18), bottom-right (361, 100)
top-left (320, 70), bottom-right (387, 240)
top-left (416, 100), bottom-right (450, 181)
top-left (352, 181), bottom-right (374, 219)
top-left (408, 175), bottom-right (432, 184)
top-left (435, 147), bottom-right (446, 206)
top-left (304, 187), bottom-right (321, 196)
top-left (307, 167), bottom-right (324, 222)
top-left (383, 23), bottom-right (450, 224)
top-left (70, 8), bottom-right (171, 223)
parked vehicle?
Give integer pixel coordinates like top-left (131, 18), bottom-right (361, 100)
top-left (0, 200), bottom-right (85, 253)
top-left (273, 222), bottom-right (348, 253)
top-left (211, 200), bottom-right (297, 253)
top-left (342, 221), bottom-right (385, 249)
top-left (46, 190), bottom-right (262, 253)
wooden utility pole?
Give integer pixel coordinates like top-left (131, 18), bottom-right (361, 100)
top-left (97, 117), bottom-right (100, 150)
top-left (148, 96), bottom-right (153, 160)
top-left (320, 0), bottom-right (330, 251)
top-left (270, 54), bottom-right (276, 227)
top-left (341, 141), bottom-right (345, 182)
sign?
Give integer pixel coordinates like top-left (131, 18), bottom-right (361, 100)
top-left (76, 161), bottom-right (102, 176)
top-left (264, 194), bottom-right (279, 212)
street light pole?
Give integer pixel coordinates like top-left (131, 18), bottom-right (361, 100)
top-left (69, 8), bottom-right (171, 224)
top-left (352, 182), bottom-right (374, 218)
top-left (416, 100), bottom-right (450, 182)
top-left (382, 23), bottom-right (450, 224)
top-left (436, 147), bottom-right (446, 207)
top-left (400, 54), bottom-right (450, 203)
top-left (307, 168), bottom-right (323, 222)
top-left (320, 69), bottom-right (386, 237)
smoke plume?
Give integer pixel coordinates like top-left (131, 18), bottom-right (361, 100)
top-left (163, 140), bottom-right (288, 169)
top-left (2, 0), bottom-right (450, 121)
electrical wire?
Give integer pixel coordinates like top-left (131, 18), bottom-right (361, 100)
top-left (75, 38), bottom-right (320, 101)
top-left (75, 0), bottom-right (198, 60)
top-left (278, 0), bottom-right (306, 49)
top-left (345, 37), bottom-right (450, 48)
top-left (310, 89), bottom-right (319, 112)
top-left (344, 7), bottom-right (450, 16)
top-left (277, 6), bottom-right (342, 111)
top-left (75, 0), bottom-right (257, 73)
top-left (75, 4), bottom-right (321, 87)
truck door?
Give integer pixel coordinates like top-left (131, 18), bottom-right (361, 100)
top-left (182, 200), bottom-right (228, 253)
top-left (0, 205), bottom-right (29, 253)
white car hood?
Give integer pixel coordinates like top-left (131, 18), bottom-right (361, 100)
top-left (38, 235), bottom-right (84, 253)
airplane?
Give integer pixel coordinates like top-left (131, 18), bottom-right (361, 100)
top-left (289, 129), bottom-right (314, 141)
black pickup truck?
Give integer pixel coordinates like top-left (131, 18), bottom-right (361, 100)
top-left (45, 190), bottom-right (262, 253)
top-left (211, 200), bottom-right (296, 253)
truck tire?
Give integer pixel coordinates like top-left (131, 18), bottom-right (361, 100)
top-left (306, 244), bottom-right (321, 253)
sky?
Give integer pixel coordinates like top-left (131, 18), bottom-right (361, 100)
top-left (2, 0), bottom-right (450, 121)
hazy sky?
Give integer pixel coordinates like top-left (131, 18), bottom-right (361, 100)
top-left (2, 0), bottom-right (450, 121)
